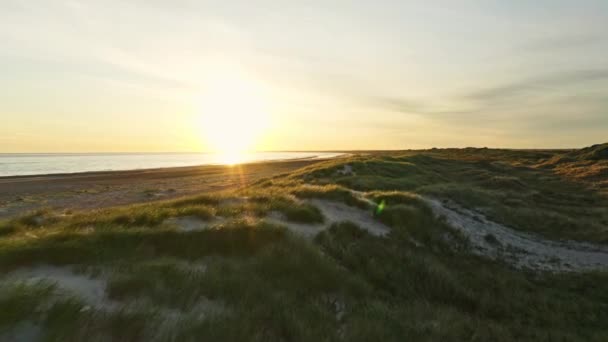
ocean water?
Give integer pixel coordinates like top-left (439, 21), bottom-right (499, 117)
top-left (0, 152), bottom-right (343, 177)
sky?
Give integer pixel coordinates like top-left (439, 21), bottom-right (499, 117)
top-left (1, 0), bottom-right (607, 152)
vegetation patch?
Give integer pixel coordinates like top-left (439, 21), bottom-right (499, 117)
top-left (290, 184), bottom-right (370, 209)
top-left (1, 146), bottom-right (607, 340)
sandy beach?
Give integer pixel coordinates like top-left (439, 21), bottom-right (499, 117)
top-left (0, 158), bottom-right (324, 220)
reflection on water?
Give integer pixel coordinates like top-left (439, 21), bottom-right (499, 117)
top-left (0, 152), bottom-right (343, 177)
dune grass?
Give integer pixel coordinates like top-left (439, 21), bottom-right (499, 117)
top-left (0, 146), bottom-right (607, 341)
top-left (287, 149), bottom-right (608, 243)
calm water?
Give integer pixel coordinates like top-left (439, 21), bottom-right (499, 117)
top-left (0, 152), bottom-right (343, 177)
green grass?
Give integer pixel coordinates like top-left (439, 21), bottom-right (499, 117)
top-left (0, 221), bottom-right (286, 272)
top-left (286, 149), bottom-right (608, 243)
top-left (43, 299), bottom-right (153, 342)
top-left (70, 204), bottom-right (216, 228)
top-left (289, 184), bottom-right (371, 209)
top-left (0, 146), bottom-right (607, 340)
top-left (0, 282), bottom-right (54, 328)
top-left (314, 222), bottom-right (608, 341)
top-left (245, 194), bottom-right (325, 223)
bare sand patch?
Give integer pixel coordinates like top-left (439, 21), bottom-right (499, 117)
top-left (264, 211), bottom-right (326, 238)
top-left (265, 199), bottom-right (390, 238)
top-left (3, 260), bottom-right (216, 307)
top-left (424, 198), bottom-right (608, 272)
top-left (3, 262), bottom-right (225, 341)
top-left (5, 265), bottom-right (117, 310)
top-left (311, 199), bottom-right (389, 237)
top-left (164, 216), bottom-right (226, 232)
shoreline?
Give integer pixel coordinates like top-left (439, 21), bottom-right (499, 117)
top-left (0, 155), bottom-right (338, 181)
top-left (0, 158), bottom-right (333, 220)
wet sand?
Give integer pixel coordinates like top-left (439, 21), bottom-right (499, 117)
top-left (0, 158), bottom-right (325, 220)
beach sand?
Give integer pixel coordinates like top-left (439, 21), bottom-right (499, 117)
top-left (0, 159), bottom-right (323, 220)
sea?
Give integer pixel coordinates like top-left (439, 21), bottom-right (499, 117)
top-left (0, 152), bottom-right (343, 177)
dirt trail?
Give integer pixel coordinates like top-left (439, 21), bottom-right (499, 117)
top-left (423, 198), bottom-right (608, 272)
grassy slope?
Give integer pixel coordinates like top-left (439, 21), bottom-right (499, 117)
top-left (311, 148), bottom-right (608, 243)
top-left (0, 146), bottom-right (607, 341)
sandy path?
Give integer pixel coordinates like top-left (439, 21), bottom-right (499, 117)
top-left (423, 198), bottom-right (608, 272)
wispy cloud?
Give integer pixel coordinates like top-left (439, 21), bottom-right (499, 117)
top-left (521, 34), bottom-right (606, 52)
top-left (466, 69), bottom-right (608, 104)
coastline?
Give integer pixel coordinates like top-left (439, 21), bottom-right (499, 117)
top-left (0, 155), bottom-right (338, 180)
top-left (0, 158), bottom-right (333, 220)
top-left (0, 152), bottom-right (345, 179)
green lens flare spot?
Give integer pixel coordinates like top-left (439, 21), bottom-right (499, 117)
top-left (375, 200), bottom-right (386, 215)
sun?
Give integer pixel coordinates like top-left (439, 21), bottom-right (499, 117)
top-left (198, 72), bottom-right (271, 164)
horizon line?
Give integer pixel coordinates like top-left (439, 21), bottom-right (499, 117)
top-left (0, 146), bottom-right (590, 155)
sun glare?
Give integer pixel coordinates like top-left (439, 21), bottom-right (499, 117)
top-left (198, 71), bottom-right (271, 165)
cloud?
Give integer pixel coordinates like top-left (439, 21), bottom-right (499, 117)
top-left (466, 69), bottom-right (608, 104)
top-left (365, 95), bottom-right (476, 117)
top-left (351, 68), bottom-right (608, 140)
top-left (521, 34), bottom-right (606, 52)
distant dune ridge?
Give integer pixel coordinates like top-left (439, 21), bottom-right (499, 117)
top-left (552, 143), bottom-right (608, 162)
top-left (567, 143), bottom-right (608, 161)
top-left (539, 143), bottom-right (608, 188)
